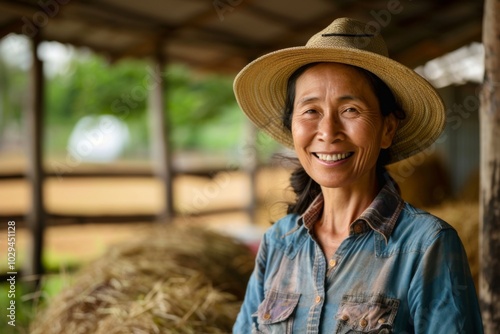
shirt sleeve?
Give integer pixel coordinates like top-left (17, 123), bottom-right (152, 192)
top-left (233, 233), bottom-right (268, 334)
top-left (407, 227), bottom-right (483, 333)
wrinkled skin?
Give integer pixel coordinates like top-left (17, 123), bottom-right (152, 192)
top-left (291, 62), bottom-right (398, 194)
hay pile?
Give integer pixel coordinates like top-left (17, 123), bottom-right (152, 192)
top-left (30, 224), bottom-right (255, 334)
top-left (388, 152), bottom-right (452, 208)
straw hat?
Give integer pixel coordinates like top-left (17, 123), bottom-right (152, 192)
top-left (233, 18), bottom-right (446, 164)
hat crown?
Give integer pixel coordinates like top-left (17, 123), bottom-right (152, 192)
top-left (306, 18), bottom-right (389, 57)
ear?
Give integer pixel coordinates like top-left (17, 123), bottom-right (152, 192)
top-left (380, 113), bottom-right (398, 149)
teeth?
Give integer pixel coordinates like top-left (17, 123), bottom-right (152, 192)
top-left (317, 153), bottom-right (351, 162)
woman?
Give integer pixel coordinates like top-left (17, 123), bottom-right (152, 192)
top-left (232, 18), bottom-right (483, 333)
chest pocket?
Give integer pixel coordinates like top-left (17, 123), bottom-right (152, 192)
top-left (252, 290), bottom-right (301, 334)
top-left (334, 294), bottom-right (399, 334)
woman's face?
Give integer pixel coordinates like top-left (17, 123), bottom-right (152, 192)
top-left (291, 62), bottom-right (397, 189)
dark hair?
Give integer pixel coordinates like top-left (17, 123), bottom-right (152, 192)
top-left (283, 62), bottom-right (406, 215)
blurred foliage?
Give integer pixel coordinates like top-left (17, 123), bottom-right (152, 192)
top-left (0, 273), bottom-right (75, 334)
top-left (44, 54), bottom-right (246, 153)
top-left (165, 64), bottom-right (247, 151)
top-left (0, 36), bottom-right (279, 161)
top-left (0, 52), bottom-right (28, 141)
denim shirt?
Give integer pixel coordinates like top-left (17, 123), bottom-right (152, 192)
top-left (233, 179), bottom-right (483, 334)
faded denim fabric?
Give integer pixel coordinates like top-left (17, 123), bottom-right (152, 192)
top-left (233, 179), bottom-right (483, 334)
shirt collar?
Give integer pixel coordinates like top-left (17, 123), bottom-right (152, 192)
top-left (299, 175), bottom-right (404, 242)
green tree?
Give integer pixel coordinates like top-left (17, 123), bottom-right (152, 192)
top-left (0, 52), bottom-right (29, 148)
top-left (43, 53), bottom-right (250, 157)
top-left (2, 40), bottom-right (275, 160)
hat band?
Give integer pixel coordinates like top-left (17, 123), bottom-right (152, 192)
top-left (321, 33), bottom-right (375, 37)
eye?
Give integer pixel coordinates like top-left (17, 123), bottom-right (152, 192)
top-left (341, 107), bottom-right (360, 118)
top-left (297, 108), bottom-right (317, 116)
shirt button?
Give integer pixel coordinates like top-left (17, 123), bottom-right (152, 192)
top-left (263, 313), bottom-right (271, 320)
top-left (359, 318), bottom-right (368, 327)
top-left (353, 223), bottom-right (363, 234)
top-left (378, 318), bottom-right (386, 324)
top-left (329, 259), bottom-right (337, 267)
top-left (341, 314), bottom-right (349, 321)
top-left (315, 296), bottom-right (321, 303)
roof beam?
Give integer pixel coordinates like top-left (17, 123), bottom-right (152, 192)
top-left (0, 19), bottom-right (23, 39)
top-left (0, 0), bottom-right (39, 17)
top-left (0, 0), bottom-right (485, 74)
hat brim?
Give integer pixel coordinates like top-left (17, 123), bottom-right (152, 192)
top-left (233, 46), bottom-right (446, 164)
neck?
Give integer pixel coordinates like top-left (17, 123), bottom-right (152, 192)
top-left (318, 171), bottom-right (380, 236)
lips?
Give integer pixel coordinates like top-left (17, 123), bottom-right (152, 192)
top-left (315, 152), bottom-right (354, 162)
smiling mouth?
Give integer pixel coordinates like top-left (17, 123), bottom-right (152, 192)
top-left (315, 152), bottom-right (354, 162)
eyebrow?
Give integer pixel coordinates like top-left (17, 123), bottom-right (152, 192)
top-left (338, 94), bottom-right (364, 102)
top-left (296, 94), bottom-right (366, 106)
top-left (296, 96), bottom-right (319, 106)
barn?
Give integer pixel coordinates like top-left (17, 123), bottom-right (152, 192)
top-left (0, 0), bottom-right (498, 332)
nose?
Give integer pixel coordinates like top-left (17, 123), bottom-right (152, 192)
top-left (318, 112), bottom-right (344, 143)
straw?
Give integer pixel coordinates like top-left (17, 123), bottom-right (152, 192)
top-left (30, 224), bottom-right (255, 334)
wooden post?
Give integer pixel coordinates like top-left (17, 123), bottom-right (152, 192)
top-left (479, 0), bottom-right (500, 331)
top-left (148, 50), bottom-right (174, 221)
top-left (24, 34), bottom-right (46, 282)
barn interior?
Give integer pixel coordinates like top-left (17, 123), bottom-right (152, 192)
top-left (0, 0), bottom-right (486, 332)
